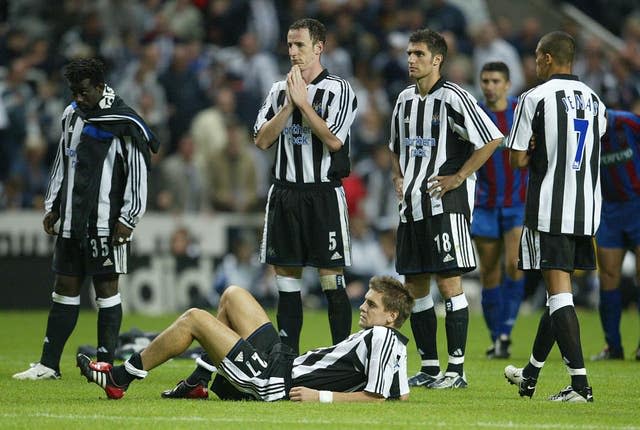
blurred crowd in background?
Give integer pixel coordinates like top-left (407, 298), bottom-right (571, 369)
top-left (1, 0), bottom-right (639, 307)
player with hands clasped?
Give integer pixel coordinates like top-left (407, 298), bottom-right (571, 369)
top-left (159, 18), bottom-right (358, 396)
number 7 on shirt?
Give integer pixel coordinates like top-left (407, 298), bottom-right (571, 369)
top-left (572, 118), bottom-right (589, 171)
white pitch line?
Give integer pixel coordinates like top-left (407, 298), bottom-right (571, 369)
top-left (0, 413), bottom-right (637, 429)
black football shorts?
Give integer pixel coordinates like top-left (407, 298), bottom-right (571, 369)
top-left (260, 182), bottom-right (351, 268)
top-left (52, 234), bottom-right (129, 276)
top-left (518, 226), bottom-right (595, 271)
top-left (396, 213), bottom-right (476, 276)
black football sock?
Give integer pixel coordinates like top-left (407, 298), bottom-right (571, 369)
top-left (523, 308), bottom-right (554, 379)
top-left (40, 296), bottom-right (80, 372)
top-left (444, 295), bottom-right (469, 376)
top-left (551, 305), bottom-right (588, 390)
top-left (324, 288), bottom-right (352, 344)
top-left (277, 291), bottom-right (303, 354)
top-left (186, 354), bottom-right (215, 386)
top-left (111, 352), bottom-right (145, 386)
top-left (96, 294), bottom-right (122, 364)
top-left (411, 307), bottom-right (439, 376)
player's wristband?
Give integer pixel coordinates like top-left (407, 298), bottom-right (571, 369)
top-left (319, 390), bottom-right (333, 403)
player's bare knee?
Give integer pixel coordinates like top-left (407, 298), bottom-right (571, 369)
top-left (219, 285), bottom-right (245, 308)
top-left (598, 268), bottom-right (620, 290)
top-left (53, 275), bottom-right (82, 296)
top-left (405, 274), bottom-right (431, 297)
top-left (181, 307), bottom-right (210, 326)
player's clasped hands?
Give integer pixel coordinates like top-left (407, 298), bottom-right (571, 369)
top-left (287, 65), bottom-right (308, 107)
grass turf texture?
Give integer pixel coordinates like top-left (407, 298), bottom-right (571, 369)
top-left (1, 308), bottom-right (639, 429)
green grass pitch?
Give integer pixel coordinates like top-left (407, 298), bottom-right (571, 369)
top-left (1, 307), bottom-right (639, 429)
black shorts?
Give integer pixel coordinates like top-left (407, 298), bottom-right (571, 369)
top-left (396, 213), bottom-right (476, 276)
top-left (214, 323), bottom-right (296, 402)
top-left (52, 234), bottom-right (129, 276)
top-left (518, 226), bottom-right (596, 271)
top-left (260, 182), bottom-right (351, 268)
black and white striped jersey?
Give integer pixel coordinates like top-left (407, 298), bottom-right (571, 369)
top-left (254, 69), bottom-right (357, 185)
top-left (507, 74), bottom-right (607, 235)
top-left (45, 104), bottom-right (148, 238)
top-left (389, 78), bottom-right (503, 222)
top-left (291, 326), bottom-right (409, 399)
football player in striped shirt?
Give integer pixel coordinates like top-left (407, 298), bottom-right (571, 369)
top-left (157, 19), bottom-right (358, 396)
top-left (473, 62), bottom-right (527, 359)
top-left (77, 276), bottom-right (413, 402)
top-left (253, 18), bottom-right (358, 356)
top-left (592, 109), bottom-right (640, 361)
top-left (504, 31), bottom-right (606, 403)
top-left (389, 29), bottom-right (503, 389)
top-left (13, 58), bottom-right (156, 381)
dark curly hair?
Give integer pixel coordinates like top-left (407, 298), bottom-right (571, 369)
top-left (63, 58), bottom-right (105, 86)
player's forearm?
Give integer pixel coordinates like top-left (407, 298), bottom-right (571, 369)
top-left (254, 104), bottom-right (294, 150)
top-left (326, 390), bottom-right (387, 402)
top-left (297, 102), bottom-right (343, 152)
top-left (457, 137), bottom-right (501, 180)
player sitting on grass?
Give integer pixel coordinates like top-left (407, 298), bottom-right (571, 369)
top-left (77, 276), bottom-right (413, 402)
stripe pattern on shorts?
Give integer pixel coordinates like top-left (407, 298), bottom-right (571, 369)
top-left (519, 226), bottom-right (541, 270)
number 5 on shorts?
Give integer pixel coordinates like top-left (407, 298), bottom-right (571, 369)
top-left (328, 231), bottom-right (337, 251)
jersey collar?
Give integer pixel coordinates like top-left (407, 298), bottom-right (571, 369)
top-left (390, 328), bottom-right (409, 345)
top-left (310, 68), bottom-right (329, 85)
top-left (413, 77), bottom-right (445, 96)
top-left (549, 74), bottom-right (579, 81)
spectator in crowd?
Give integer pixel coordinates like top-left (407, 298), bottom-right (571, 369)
top-left (355, 144), bottom-right (398, 232)
top-left (345, 214), bottom-right (388, 301)
top-left (8, 130), bottom-right (49, 209)
top-left (373, 31), bottom-right (411, 105)
top-left (425, 0), bottom-right (472, 54)
top-left (156, 133), bottom-right (206, 213)
top-left (471, 21), bottom-right (525, 96)
top-left (573, 37), bottom-right (619, 107)
top-left (207, 119), bottom-right (260, 213)
top-left (159, 42), bottom-right (207, 153)
top-left (219, 32), bottom-right (281, 121)
top-left (0, 57), bottom-right (35, 181)
top-left (190, 86), bottom-right (235, 169)
top-left (118, 41), bottom-right (169, 144)
top-left (212, 229), bottom-right (275, 306)
top-left (160, 0), bottom-right (204, 41)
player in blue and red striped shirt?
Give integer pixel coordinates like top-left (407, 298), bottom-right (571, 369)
top-left (593, 109), bottom-right (640, 361)
top-left (472, 62), bottom-right (528, 359)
